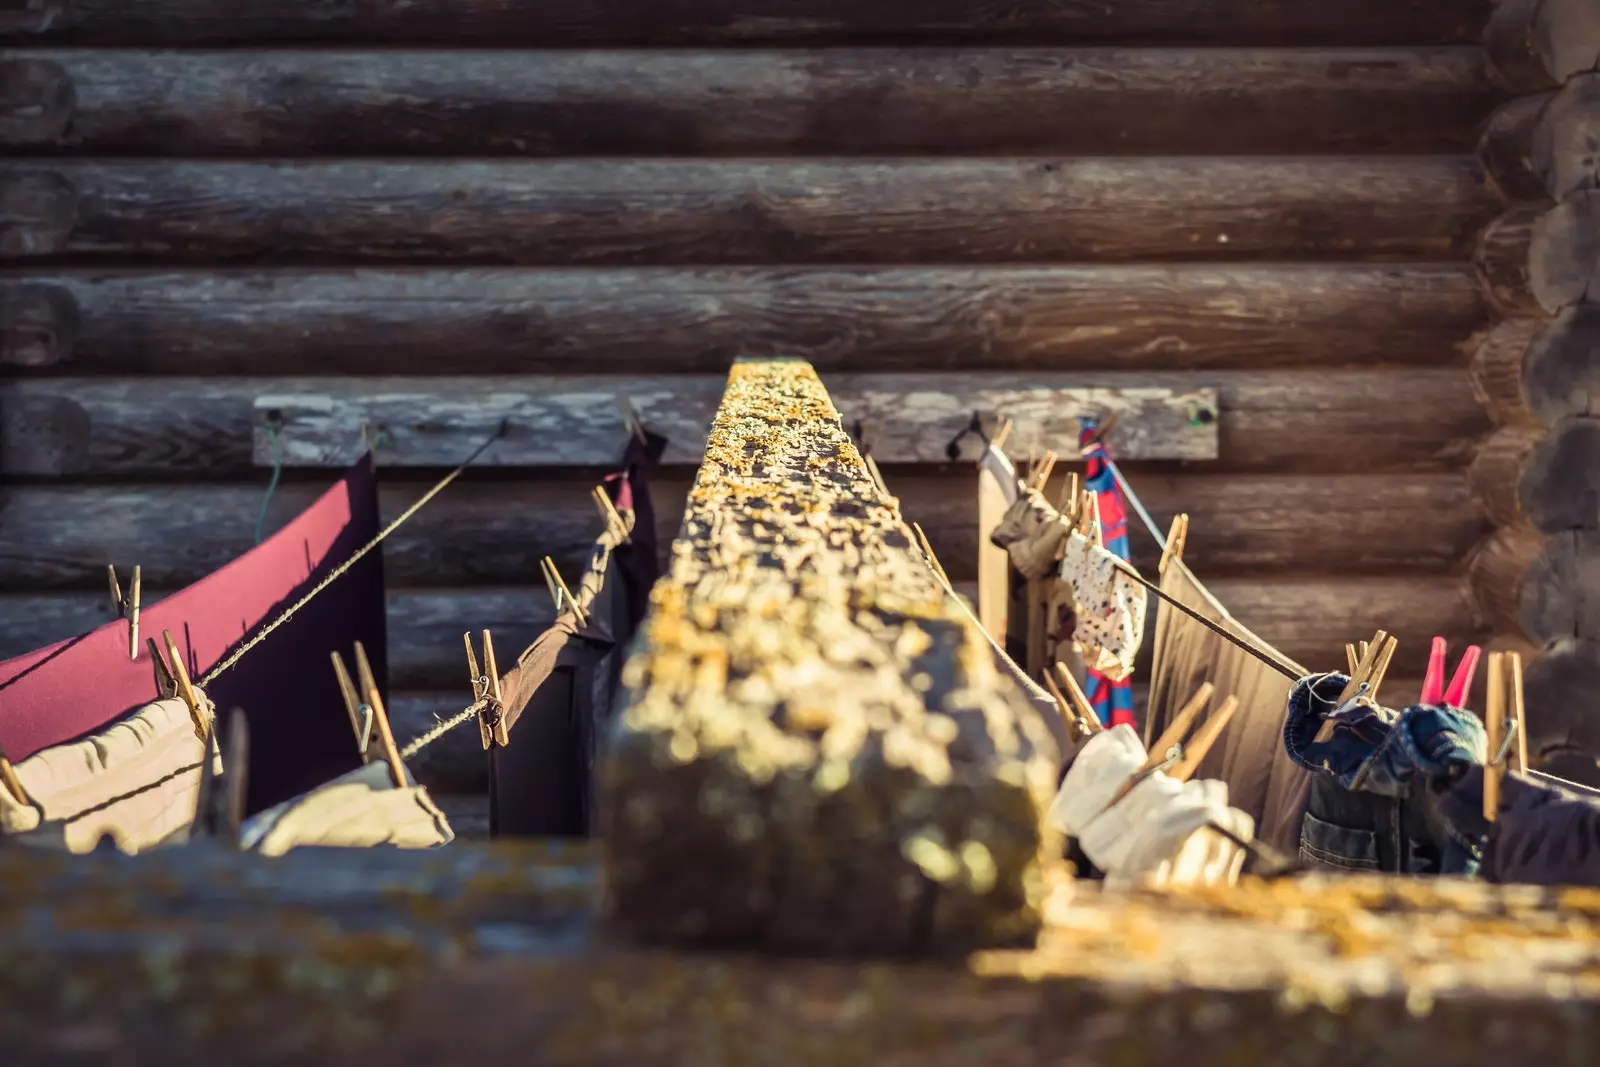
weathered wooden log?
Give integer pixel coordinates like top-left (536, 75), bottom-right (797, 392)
top-left (0, 574), bottom-right (1476, 706)
top-left (0, 266), bottom-right (1489, 376)
top-left (1524, 303), bottom-right (1600, 423)
top-left (0, 0), bottom-right (1490, 45)
top-left (0, 281), bottom-right (75, 367)
top-left (0, 169), bottom-right (73, 257)
top-left (1532, 72), bottom-right (1600, 201)
top-left (0, 471), bottom-right (1484, 593)
top-left (250, 378), bottom-right (1219, 468)
top-left (1530, 189), bottom-right (1600, 311)
top-left (0, 48), bottom-right (1495, 156)
top-left (1469, 318), bottom-right (1545, 426)
top-left (1474, 417), bottom-right (1600, 533)
top-left (1474, 203), bottom-right (1548, 316)
top-left (0, 157), bottom-right (1500, 265)
top-left (1469, 525), bottom-right (1600, 646)
top-left (1484, 0), bottom-right (1600, 93)
top-left (8, 844), bottom-right (1600, 1067)
top-left (0, 369), bottom-right (1491, 478)
top-left (1478, 92), bottom-right (1557, 203)
top-left (0, 57), bottom-right (72, 143)
top-left (1521, 636), bottom-right (1600, 781)
top-left (598, 359), bottom-right (1059, 954)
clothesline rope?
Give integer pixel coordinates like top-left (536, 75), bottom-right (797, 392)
top-left (197, 425), bottom-right (505, 689)
top-left (398, 699), bottom-right (487, 761)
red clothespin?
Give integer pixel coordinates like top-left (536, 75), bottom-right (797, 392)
top-left (1420, 636), bottom-right (1481, 708)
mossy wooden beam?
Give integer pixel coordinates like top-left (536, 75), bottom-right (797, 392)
top-left (596, 358), bottom-right (1059, 955)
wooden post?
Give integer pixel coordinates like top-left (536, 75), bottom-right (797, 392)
top-left (1467, 0), bottom-right (1600, 785)
top-left (596, 359), bottom-right (1060, 955)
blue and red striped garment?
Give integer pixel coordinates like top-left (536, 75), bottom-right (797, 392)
top-left (1079, 424), bottom-right (1138, 729)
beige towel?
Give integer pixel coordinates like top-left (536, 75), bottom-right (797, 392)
top-left (240, 760), bottom-right (453, 857)
top-left (1, 696), bottom-right (217, 854)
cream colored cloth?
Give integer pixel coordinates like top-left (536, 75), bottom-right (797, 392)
top-left (239, 760), bottom-right (454, 857)
top-left (1057, 531), bottom-right (1147, 682)
top-left (989, 490), bottom-right (1070, 580)
top-left (1046, 724), bottom-right (1146, 836)
top-left (0, 696), bottom-right (217, 854)
top-left (1105, 779), bottom-right (1252, 890)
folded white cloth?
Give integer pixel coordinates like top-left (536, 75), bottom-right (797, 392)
top-left (1046, 724), bottom-right (1146, 837)
top-left (1142, 804), bottom-right (1254, 889)
top-left (1078, 771), bottom-right (1188, 874)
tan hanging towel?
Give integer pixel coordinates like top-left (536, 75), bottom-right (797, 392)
top-left (0, 696), bottom-right (220, 854)
top-left (977, 443), bottom-right (1020, 645)
top-left (239, 759), bottom-right (453, 857)
top-left (1144, 558), bottom-right (1310, 857)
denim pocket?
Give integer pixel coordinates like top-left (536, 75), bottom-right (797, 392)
top-left (1298, 810), bottom-right (1382, 871)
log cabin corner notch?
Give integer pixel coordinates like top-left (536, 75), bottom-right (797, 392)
top-left (597, 358), bottom-right (1062, 955)
top-left (1468, 0), bottom-right (1600, 774)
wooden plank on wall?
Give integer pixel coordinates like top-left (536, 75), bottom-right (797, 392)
top-left (0, 0), bottom-right (1490, 46)
top-left (0, 576), bottom-right (1481, 691)
top-left (0, 49), bottom-right (1495, 156)
top-left (0, 370), bottom-right (1490, 478)
top-left (246, 377), bottom-right (1220, 466)
top-left (0, 158), bottom-right (1499, 265)
top-left (0, 472), bottom-right (1485, 592)
top-left (0, 267), bottom-right (1488, 375)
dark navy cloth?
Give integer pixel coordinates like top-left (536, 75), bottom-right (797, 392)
top-left (1283, 673), bottom-right (1485, 876)
top-left (1437, 765), bottom-right (1600, 887)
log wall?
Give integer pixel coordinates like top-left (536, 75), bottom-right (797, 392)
top-left (1468, 0), bottom-right (1600, 784)
top-left (0, 3), bottom-right (1517, 789)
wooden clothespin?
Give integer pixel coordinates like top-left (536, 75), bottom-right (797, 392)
top-left (1028, 450), bottom-right (1058, 493)
top-left (1345, 644), bottom-right (1359, 675)
top-left (148, 631), bottom-right (211, 742)
top-left (617, 396), bottom-right (649, 445)
top-left (353, 641), bottom-right (407, 789)
top-left (1483, 650), bottom-right (1529, 822)
top-left (1051, 662), bottom-right (1105, 739)
top-left (1143, 682), bottom-right (1215, 774)
top-left (0, 740), bottom-right (31, 810)
top-left (542, 556), bottom-right (588, 627)
top-left (193, 709), bottom-right (250, 846)
top-left (1058, 471), bottom-right (1081, 518)
top-left (108, 564), bottom-right (141, 661)
top-left (991, 417), bottom-right (1013, 453)
top-left (1313, 630), bottom-right (1394, 743)
top-left (591, 485), bottom-right (631, 544)
top-left (465, 630), bottom-right (507, 749)
top-left (330, 650), bottom-right (377, 761)
top-left (1170, 696), bottom-right (1239, 782)
top-left (1158, 514), bottom-right (1189, 577)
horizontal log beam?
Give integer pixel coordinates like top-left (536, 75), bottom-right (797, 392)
top-left (1469, 526), bottom-right (1600, 646)
top-left (0, 0), bottom-right (1490, 45)
top-left (0, 157), bottom-right (1499, 266)
top-left (0, 266), bottom-right (1489, 376)
top-left (1473, 417), bottom-right (1600, 533)
top-left (249, 378), bottom-right (1218, 467)
top-left (0, 49), bottom-right (1496, 156)
top-left (0, 471), bottom-right (1484, 592)
top-left (0, 370), bottom-right (1490, 478)
top-left (1472, 306), bottom-right (1600, 427)
top-left (1474, 203), bottom-right (1548, 317)
top-left (0, 575), bottom-right (1481, 696)
top-left (1532, 72), bottom-right (1600, 201)
top-left (1530, 189), bottom-right (1600, 311)
top-left (600, 359), bottom-right (1058, 954)
top-left (8, 847), bottom-right (1600, 1067)
top-left (1479, 93), bottom-right (1556, 204)
top-left (1485, 0), bottom-right (1600, 93)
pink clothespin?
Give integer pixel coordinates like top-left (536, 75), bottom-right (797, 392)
top-left (1420, 636), bottom-right (1481, 708)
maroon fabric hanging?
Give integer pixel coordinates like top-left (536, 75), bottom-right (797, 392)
top-left (0, 456), bottom-right (386, 814)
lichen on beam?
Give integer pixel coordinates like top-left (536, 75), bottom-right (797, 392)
top-left (597, 358), bottom-right (1059, 956)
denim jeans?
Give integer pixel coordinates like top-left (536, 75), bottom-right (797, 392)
top-left (1283, 674), bottom-right (1485, 876)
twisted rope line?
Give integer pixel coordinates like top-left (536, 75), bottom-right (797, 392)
top-left (399, 699), bottom-right (488, 761)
